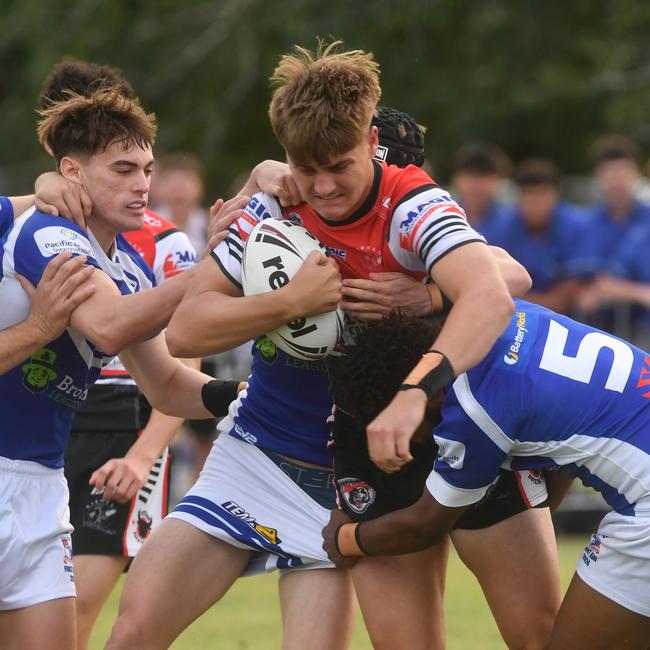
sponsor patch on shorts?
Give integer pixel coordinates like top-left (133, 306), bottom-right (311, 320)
top-left (582, 533), bottom-right (606, 567)
top-left (337, 478), bottom-right (376, 514)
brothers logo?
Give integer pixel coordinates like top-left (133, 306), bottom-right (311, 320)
top-left (22, 347), bottom-right (58, 394)
top-left (255, 336), bottom-right (278, 364)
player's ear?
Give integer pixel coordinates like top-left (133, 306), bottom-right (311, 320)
top-left (368, 125), bottom-right (379, 157)
top-left (59, 156), bottom-right (84, 185)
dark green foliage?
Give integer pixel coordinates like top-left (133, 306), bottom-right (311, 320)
top-left (2, 0), bottom-right (649, 193)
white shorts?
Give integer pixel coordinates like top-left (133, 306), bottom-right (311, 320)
top-left (0, 456), bottom-right (75, 610)
top-left (169, 434), bottom-right (334, 576)
top-left (576, 508), bottom-right (650, 617)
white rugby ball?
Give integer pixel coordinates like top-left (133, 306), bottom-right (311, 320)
top-left (242, 219), bottom-right (343, 360)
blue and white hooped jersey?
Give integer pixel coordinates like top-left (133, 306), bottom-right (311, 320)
top-left (0, 209), bottom-right (155, 468)
top-left (428, 299), bottom-right (650, 517)
top-left (0, 197), bottom-right (14, 238)
top-left (216, 337), bottom-right (333, 467)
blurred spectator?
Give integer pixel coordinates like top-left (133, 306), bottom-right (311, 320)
top-left (451, 142), bottom-right (512, 241)
top-left (578, 221), bottom-right (650, 347)
top-left (489, 159), bottom-right (593, 314)
top-left (577, 135), bottom-right (650, 338)
top-left (583, 135), bottom-right (650, 260)
top-left (149, 153), bottom-right (209, 253)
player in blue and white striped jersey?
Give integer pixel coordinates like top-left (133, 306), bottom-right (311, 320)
top-left (0, 89), bottom-right (229, 650)
top-left (0, 195), bottom-right (97, 375)
top-left (324, 303), bottom-right (650, 649)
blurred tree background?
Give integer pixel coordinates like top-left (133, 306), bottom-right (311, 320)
top-left (1, 0), bottom-right (649, 195)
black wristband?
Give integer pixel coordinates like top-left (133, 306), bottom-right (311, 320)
top-left (399, 354), bottom-right (455, 400)
top-left (334, 523), bottom-right (345, 557)
top-left (201, 379), bottom-right (240, 417)
top-left (354, 522), bottom-right (372, 556)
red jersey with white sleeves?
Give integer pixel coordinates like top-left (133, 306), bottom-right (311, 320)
top-left (71, 209), bottom-right (198, 432)
top-left (215, 161), bottom-right (485, 288)
top-left (208, 162), bottom-right (485, 465)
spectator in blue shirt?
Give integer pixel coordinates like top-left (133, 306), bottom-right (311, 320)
top-left (583, 134), bottom-right (650, 262)
top-left (450, 142), bottom-right (511, 242)
top-left (578, 135), bottom-right (650, 338)
top-left (489, 158), bottom-right (592, 314)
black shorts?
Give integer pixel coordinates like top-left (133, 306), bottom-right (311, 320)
top-left (64, 431), bottom-right (171, 557)
top-left (332, 411), bottom-right (547, 530)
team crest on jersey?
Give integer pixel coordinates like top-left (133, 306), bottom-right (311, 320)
top-left (134, 510), bottom-right (153, 542)
top-left (358, 246), bottom-right (383, 273)
top-left (255, 336), bottom-right (279, 364)
top-left (221, 501), bottom-right (281, 545)
top-left (338, 478), bottom-right (376, 514)
top-left (21, 347), bottom-right (58, 394)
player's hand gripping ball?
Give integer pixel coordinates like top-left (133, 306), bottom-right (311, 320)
top-left (242, 219), bottom-right (344, 360)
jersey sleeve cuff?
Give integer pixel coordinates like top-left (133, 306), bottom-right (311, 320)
top-left (425, 469), bottom-right (487, 507)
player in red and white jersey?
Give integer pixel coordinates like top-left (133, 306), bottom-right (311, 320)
top-left (106, 43), bottom-right (536, 650)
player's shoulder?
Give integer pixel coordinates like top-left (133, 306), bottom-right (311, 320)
top-left (230, 191), bottom-right (283, 244)
top-left (0, 196), bottom-right (13, 236)
top-left (15, 209), bottom-right (95, 258)
top-left (381, 162), bottom-right (438, 201)
top-left (243, 191), bottom-right (283, 222)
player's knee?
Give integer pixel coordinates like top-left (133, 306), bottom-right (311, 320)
top-left (501, 614), bottom-right (555, 650)
top-left (106, 612), bottom-right (151, 650)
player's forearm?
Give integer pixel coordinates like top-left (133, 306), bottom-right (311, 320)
top-left (0, 317), bottom-right (50, 375)
top-left (127, 357), bottom-right (201, 464)
top-left (91, 271), bottom-right (193, 355)
top-left (346, 495), bottom-right (455, 557)
top-left (428, 284), bottom-right (514, 374)
top-left (126, 409), bottom-right (185, 467)
top-left (166, 289), bottom-right (296, 357)
top-left (141, 363), bottom-right (213, 419)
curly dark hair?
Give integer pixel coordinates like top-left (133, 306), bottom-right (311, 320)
top-left (328, 313), bottom-right (440, 428)
top-left (39, 58), bottom-right (135, 109)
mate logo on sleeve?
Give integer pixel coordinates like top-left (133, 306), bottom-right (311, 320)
top-left (34, 226), bottom-right (94, 258)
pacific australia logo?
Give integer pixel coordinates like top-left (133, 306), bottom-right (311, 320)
top-left (503, 311), bottom-right (527, 366)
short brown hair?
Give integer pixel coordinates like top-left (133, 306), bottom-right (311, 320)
top-left (37, 86), bottom-right (157, 165)
top-left (268, 40), bottom-right (381, 164)
top-left (38, 58), bottom-right (135, 110)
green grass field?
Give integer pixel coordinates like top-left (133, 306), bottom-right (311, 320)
top-left (90, 535), bottom-right (586, 649)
